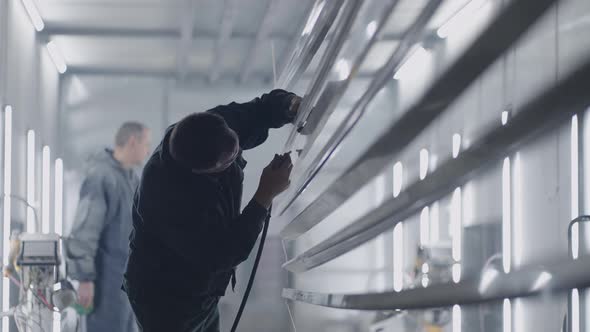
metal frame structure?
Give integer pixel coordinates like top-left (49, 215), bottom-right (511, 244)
top-left (274, 0), bottom-right (590, 326)
top-left (175, 0), bottom-right (198, 81)
top-left (277, 0), bottom-right (557, 239)
top-left (209, 0), bottom-right (239, 83)
top-left (239, 0), bottom-right (279, 83)
top-left (283, 55), bottom-right (590, 272)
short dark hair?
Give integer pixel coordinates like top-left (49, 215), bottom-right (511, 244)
top-left (169, 113), bottom-right (238, 170)
top-left (115, 122), bottom-right (146, 147)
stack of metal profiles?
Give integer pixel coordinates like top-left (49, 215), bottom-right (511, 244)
top-left (273, 0), bottom-right (590, 325)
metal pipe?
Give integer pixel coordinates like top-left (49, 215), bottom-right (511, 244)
top-left (283, 255), bottom-right (590, 310)
top-left (278, 0), bottom-right (558, 239)
top-left (282, 55), bottom-right (590, 272)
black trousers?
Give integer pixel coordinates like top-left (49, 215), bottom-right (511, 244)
top-left (126, 285), bottom-right (220, 332)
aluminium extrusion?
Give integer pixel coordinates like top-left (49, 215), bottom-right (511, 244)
top-left (277, 0), bottom-right (443, 220)
top-left (282, 55), bottom-right (590, 273)
top-left (282, 255), bottom-right (590, 310)
top-left (281, 0), bottom-right (364, 152)
top-left (275, 0), bottom-right (344, 90)
top-left (278, 0), bottom-right (557, 239)
top-left (294, 0), bottom-right (406, 156)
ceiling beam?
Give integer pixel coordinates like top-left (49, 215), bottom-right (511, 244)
top-left (175, 0), bottom-right (198, 81)
top-left (41, 25), bottom-right (293, 40)
top-left (208, 0), bottom-right (239, 83)
top-left (66, 64), bottom-right (377, 81)
top-left (238, 0), bottom-right (279, 83)
top-left (41, 24), bottom-right (405, 42)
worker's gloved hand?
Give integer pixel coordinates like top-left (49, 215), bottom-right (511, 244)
top-left (77, 281), bottom-right (95, 309)
top-left (254, 153), bottom-right (293, 209)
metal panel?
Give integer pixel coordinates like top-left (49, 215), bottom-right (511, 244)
top-left (284, 0), bottom-right (404, 153)
top-left (278, 0), bottom-right (557, 239)
top-left (282, 255), bottom-right (590, 310)
top-left (282, 56), bottom-right (590, 272)
top-left (281, 0), bottom-right (363, 152)
top-left (277, 0), bottom-right (442, 219)
top-left (275, 0), bottom-right (344, 90)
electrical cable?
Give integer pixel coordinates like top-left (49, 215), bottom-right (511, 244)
top-left (230, 153), bottom-right (291, 332)
top-left (230, 213), bottom-right (270, 332)
top-left (9, 272), bottom-right (58, 312)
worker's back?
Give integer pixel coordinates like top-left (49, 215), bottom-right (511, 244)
top-left (125, 125), bottom-right (248, 299)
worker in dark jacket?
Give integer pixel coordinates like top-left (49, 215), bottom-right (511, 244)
top-left (124, 89), bottom-right (300, 332)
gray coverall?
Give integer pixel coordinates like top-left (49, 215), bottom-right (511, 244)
top-left (64, 149), bottom-right (139, 332)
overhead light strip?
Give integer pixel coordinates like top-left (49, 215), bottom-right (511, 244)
top-left (21, 0), bottom-right (45, 32)
top-left (54, 158), bottom-right (63, 235)
top-left (26, 129), bottom-right (36, 232)
top-left (46, 41), bottom-right (67, 74)
top-left (571, 115), bottom-right (579, 259)
top-left (393, 222), bottom-right (404, 292)
top-left (42, 146), bottom-right (50, 233)
top-left (3, 106), bottom-right (13, 332)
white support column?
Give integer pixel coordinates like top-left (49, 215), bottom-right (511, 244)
top-left (239, 0), bottom-right (279, 83)
top-left (3, 105), bottom-right (13, 332)
top-left (175, 0), bottom-right (198, 81)
top-left (209, 0), bottom-right (238, 83)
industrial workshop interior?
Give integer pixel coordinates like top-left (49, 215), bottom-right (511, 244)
top-left (1, 0), bottom-right (590, 331)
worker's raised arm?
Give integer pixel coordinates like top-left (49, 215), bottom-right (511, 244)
top-left (208, 89), bottom-right (301, 150)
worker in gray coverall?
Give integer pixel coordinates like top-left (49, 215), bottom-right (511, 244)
top-left (64, 122), bottom-right (151, 332)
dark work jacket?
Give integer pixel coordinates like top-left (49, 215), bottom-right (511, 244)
top-left (124, 89), bottom-right (296, 299)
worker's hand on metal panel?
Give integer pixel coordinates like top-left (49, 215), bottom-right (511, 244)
top-left (254, 153), bottom-right (293, 208)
